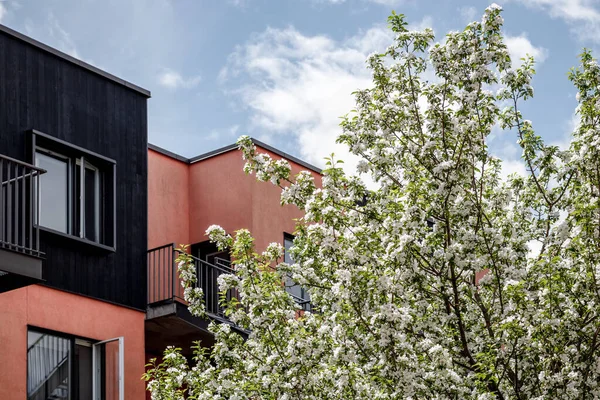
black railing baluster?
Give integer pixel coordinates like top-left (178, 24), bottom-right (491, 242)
top-left (162, 247), bottom-right (166, 302)
top-left (13, 164), bottom-right (17, 248)
top-left (172, 246), bottom-right (176, 301)
top-left (147, 251), bottom-right (151, 304)
top-left (15, 164), bottom-right (20, 250)
top-left (151, 250), bottom-right (156, 303)
top-left (209, 264), bottom-right (212, 313)
top-left (7, 162), bottom-right (11, 249)
top-left (29, 167), bottom-right (33, 255)
top-left (35, 170), bottom-right (40, 256)
top-left (21, 165), bottom-right (25, 251)
top-left (0, 158), bottom-right (4, 246)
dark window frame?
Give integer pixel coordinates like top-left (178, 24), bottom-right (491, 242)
top-left (30, 129), bottom-right (116, 251)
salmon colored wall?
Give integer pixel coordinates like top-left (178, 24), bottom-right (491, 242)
top-left (148, 150), bottom-right (190, 250)
top-left (188, 150), bottom-right (253, 246)
top-left (187, 146), bottom-right (321, 253)
top-left (0, 285), bottom-right (146, 400)
top-left (250, 147), bottom-right (321, 252)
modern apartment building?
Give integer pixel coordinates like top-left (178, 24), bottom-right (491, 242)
top-left (0, 22), bottom-right (321, 400)
top-left (0, 24), bottom-right (149, 399)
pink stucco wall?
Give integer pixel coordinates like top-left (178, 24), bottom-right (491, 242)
top-left (0, 285), bottom-right (146, 399)
top-left (187, 148), bottom-right (306, 252)
top-left (148, 145), bottom-right (321, 254)
top-left (148, 150), bottom-right (190, 250)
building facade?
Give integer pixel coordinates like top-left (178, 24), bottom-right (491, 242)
top-left (0, 24), bottom-right (149, 399)
top-left (0, 22), bottom-right (322, 400)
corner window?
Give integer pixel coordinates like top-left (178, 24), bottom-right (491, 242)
top-left (27, 328), bottom-right (124, 400)
top-left (284, 233), bottom-right (310, 304)
top-left (32, 130), bottom-right (116, 248)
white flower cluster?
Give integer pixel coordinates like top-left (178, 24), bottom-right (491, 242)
top-left (238, 135), bottom-right (292, 185)
top-left (205, 225), bottom-right (232, 251)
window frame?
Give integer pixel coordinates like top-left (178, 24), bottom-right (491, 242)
top-left (30, 129), bottom-right (117, 252)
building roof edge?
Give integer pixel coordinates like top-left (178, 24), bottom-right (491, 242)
top-left (0, 23), bottom-right (151, 98)
top-left (148, 139), bottom-right (322, 174)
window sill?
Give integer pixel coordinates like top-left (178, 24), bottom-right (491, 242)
top-left (38, 226), bottom-right (116, 253)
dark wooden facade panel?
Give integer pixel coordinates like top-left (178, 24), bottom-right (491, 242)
top-left (0, 29), bottom-right (148, 310)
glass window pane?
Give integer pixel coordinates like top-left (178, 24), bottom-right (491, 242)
top-left (27, 330), bottom-right (70, 400)
top-left (284, 236), bottom-right (293, 264)
top-left (287, 278), bottom-right (303, 298)
top-left (76, 342), bottom-right (93, 400)
top-left (35, 152), bottom-right (68, 233)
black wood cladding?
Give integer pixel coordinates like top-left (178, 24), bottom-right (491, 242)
top-left (0, 30), bottom-right (148, 310)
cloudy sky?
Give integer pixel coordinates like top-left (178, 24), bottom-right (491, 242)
top-left (0, 0), bottom-right (593, 172)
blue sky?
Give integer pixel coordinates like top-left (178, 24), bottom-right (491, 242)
top-left (0, 0), bottom-right (594, 173)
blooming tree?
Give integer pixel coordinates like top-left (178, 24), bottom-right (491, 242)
top-left (145, 5), bottom-right (600, 399)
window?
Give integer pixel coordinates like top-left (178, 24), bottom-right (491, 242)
top-left (27, 328), bottom-right (124, 400)
top-left (31, 130), bottom-right (116, 249)
top-left (284, 233), bottom-right (310, 304)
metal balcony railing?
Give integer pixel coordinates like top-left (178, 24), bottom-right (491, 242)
top-left (147, 244), bottom-right (240, 320)
top-left (0, 154), bottom-right (45, 258)
top-left (147, 244), bottom-right (312, 323)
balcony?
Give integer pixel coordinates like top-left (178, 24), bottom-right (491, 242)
top-left (145, 243), bottom-right (243, 356)
top-left (145, 243), bottom-right (311, 356)
top-left (0, 154), bottom-right (45, 293)
top-left (147, 243), bottom-right (241, 323)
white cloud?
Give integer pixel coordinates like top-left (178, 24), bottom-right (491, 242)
top-left (47, 12), bottom-right (80, 59)
top-left (309, 0), bottom-right (405, 6)
top-left (220, 21), bottom-right (405, 172)
top-left (501, 159), bottom-right (527, 178)
top-left (158, 69), bottom-right (202, 90)
top-left (510, 0), bottom-right (600, 41)
top-left (459, 6), bottom-right (478, 23)
top-left (367, 0), bottom-right (404, 5)
top-left (228, 0), bottom-right (249, 6)
top-left (0, 3), bottom-right (6, 23)
top-left (505, 33), bottom-right (548, 67)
